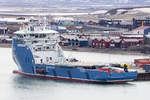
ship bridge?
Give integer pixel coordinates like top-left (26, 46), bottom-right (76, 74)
top-left (13, 20), bottom-right (66, 66)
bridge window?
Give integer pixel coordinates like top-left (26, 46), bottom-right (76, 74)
top-left (39, 34), bottom-right (46, 38)
top-left (30, 34), bottom-right (35, 38)
top-left (16, 34), bottom-right (23, 38)
top-left (35, 34), bottom-right (38, 38)
top-left (23, 34), bottom-right (27, 37)
top-left (50, 57), bottom-right (52, 60)
top-left (32, 40), bottom-right (38, 44)
top-left (46, 46), bottom-right (50, 49)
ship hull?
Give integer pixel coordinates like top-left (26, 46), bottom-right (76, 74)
top-left (12, 39), bottom-right (137, 84)
top-left (13, 70), bottom-right (133, 84)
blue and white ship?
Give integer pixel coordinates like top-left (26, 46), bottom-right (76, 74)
top-left (12, 19), bottom-right (137, 84)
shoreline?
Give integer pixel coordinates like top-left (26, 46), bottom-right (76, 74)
top-left (62, 46), bottom-right (147, 56)
top-left (0, 43), bottom-right (148, 56)
top-left (0, 43), bottom-right (11, 48)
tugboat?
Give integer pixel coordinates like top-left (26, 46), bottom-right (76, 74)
top-left (12, 18), bottom-right (137, 84)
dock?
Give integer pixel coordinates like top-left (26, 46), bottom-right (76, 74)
top-left (136, 72), bottom-right (150, 81)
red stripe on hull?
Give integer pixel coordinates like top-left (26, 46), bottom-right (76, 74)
top-left (13, 70), bottom-right (127, 84)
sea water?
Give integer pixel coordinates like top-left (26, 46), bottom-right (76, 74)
top-left (0, 48), bottom-right (149, 100)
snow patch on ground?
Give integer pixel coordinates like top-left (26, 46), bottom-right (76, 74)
top-left (107, 7), bottom-right (150, 16)
top-left (134, 8), bottom-right (150, 13)
top-left (91, 10), bottom-right (107, 14)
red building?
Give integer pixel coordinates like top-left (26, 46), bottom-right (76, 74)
top-left (120, 38), bottom-right (143, 48)
top-left (109, 39), bottom-right (121, 48)
top-left (92, 37), bottom-right (143, 49)
top-left (92, 38), bottom-right (111, 48)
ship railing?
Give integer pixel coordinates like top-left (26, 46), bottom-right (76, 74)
top-left (32, 44), bottom-right (57, 51)
top-left (34, 58), bottom-right (60, 65)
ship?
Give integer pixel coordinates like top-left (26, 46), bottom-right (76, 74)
top-left (12, 18), bottom-right (137, 84)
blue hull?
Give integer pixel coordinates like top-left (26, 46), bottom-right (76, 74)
top-left (12, 39), bottom-right (137, 83)
top-left (13, 70), bottom-right (137, 84)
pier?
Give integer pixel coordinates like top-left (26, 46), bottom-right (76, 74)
top-left (135, 72), bottom-right (150, 81)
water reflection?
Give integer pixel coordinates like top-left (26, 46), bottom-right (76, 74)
top-left (12, 75), bottom-right (135, 87)
top-left (11, 75), bottom-right (138, 100)
top-left (0, 48), bottom-right (149, 100)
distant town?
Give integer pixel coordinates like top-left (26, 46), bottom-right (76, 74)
top-left (1, 6), bottom-right (150, 54)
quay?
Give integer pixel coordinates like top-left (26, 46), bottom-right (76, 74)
top-left (136, 72), bottom-right (150, 81)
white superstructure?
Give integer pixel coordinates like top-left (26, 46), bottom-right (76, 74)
top-left (14, 18), bottom-right (66, 65)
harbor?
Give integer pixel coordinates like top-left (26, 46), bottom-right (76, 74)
top-left (0, 47), bottom-right (150, 100)
top-left (0, 16), bottom-right (149, 99)
top-left (1, 20), bottom-right (150, 82)
top-left (1, 0), bottom-right (150, 100)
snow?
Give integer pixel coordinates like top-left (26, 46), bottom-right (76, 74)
top-left (116, 9), bottom-right (127, 14)
top-left (91, 10), bottom-right (107, 14)
top-left (0, 18), bottom-right (29, 23)
top-left (125, 9), bottom-right (139, 14)
top-left (0, 12), bottom-right (89, 16)
top-left (134, 8), bottom-right (150, 13)
top-left (109, 7), bottom-right (150, 16)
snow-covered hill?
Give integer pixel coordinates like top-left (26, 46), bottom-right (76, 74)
top-left (105, 7), bottom-right (150, 16)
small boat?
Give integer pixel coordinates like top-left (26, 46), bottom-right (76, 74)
top-left (12, 18), bottom-right (137, 84)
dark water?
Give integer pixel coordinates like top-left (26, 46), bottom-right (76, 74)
top-left (0, 48), bottom-right (150, 100)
